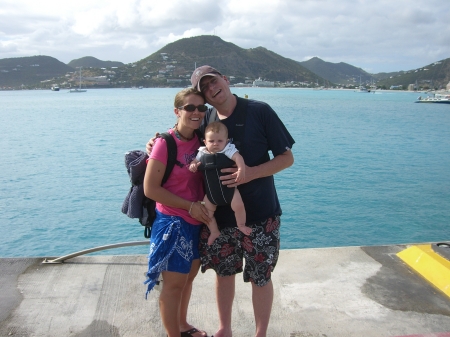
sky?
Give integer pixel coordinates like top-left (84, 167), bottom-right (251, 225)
top-left (1, 0), bottom-right (449, 74)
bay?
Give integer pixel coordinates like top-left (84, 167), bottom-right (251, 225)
top-left (0, 88), bottom-right (449, 257)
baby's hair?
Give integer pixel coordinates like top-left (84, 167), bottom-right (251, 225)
top-left (205, 121), bottom-right (228, 137)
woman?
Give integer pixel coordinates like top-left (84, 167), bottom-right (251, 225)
top-left (143, 88), bottom-right (210, 337)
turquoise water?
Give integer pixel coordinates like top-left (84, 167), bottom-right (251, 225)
top-left (0, 88), bottom-right (449, 257)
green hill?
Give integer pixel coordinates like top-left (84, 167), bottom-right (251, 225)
top-left (68, 56), bottom-right (124, 69)
top-left (299, 56), bottom-right (450, 90)
top-left (375, 58), bottom-right (450, 90)
top-left (114, 35), bottom-right (325, 87)
top-left (0, 56), bottom-right (74, 88)
top-left (299, 57), bottom-right (370, 85)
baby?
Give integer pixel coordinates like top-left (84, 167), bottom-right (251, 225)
top-left (189, 122), bottom-right (252, 245)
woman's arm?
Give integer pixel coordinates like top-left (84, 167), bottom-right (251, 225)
top-left (144, 158), bottom-right (210, 223)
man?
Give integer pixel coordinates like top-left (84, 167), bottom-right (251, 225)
top-left (191, 65), bottom-right (295, 337)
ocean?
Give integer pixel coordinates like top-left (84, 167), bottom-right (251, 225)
top-left (0, 88), bottom-right (449, 258)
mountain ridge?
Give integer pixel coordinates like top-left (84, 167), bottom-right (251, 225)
top-left (136, 35), bottom-right (322, 83)
top-left (0, 56), bottom-right (74, 87)
top-left (299, 57), bottom-right (372, 85)
top-left (68, 56), bottom-right (124, 69)
top-left (1, 35), bottom-right (449, 90)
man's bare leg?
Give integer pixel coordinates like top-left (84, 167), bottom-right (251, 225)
top-left (252, 280), bottom-right (273, 337)
top-left (214, 274), bottom-right (235, 337)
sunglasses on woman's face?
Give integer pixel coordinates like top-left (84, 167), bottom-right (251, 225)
top-left (178, 104), bottom-right (208, 112)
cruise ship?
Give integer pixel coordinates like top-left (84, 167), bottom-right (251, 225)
top-left (253, 77), bottom-right (275, 87)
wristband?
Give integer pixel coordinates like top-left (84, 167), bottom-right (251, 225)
top-left (188, 202), bottom-right (195, 215)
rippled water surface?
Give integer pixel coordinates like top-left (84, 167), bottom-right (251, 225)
top-left (1, 88), bottom-right (449, 257)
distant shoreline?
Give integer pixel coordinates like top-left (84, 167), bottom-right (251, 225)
top-left (0, 87), bottom-right (431, 94)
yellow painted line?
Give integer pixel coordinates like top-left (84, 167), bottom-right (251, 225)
top-left (397, 244), bottom-right (450, 298)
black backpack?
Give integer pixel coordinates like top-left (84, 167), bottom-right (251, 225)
top-left (122, 132), bottom-right (178, 238)
top-left (122, 130), bottom-right (202, 238)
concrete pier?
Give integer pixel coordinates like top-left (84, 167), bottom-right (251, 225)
top-left (1, 244), bottom-right (450, 337)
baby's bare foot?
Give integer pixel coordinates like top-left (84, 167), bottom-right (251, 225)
top-left (238, 225), bottom-right (252, 236)
top-left (208, 231), bottom-right (220, 245)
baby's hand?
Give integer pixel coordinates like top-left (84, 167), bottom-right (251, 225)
top-left (189, 163), bottom-right (197, 173)
top-left (189, 161), bottom-right (201, 173)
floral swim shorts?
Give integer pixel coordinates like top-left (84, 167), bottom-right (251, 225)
top-left (199, 215), bottom-right (281, 286)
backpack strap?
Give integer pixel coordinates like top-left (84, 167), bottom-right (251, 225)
top-left (159, 132), bottom-right (178, 184)
top-left (199, 107), bottom-right (217, 136)
top-left (231, 96), bottom-right (248, 154)
top-left (159, 131), bottom-right (202, 183)
top-left (140, 132), bottom-right (177, 239)
top-left (194, 129), bottom-right (203, 143)
top-left (208, 107), bottom-right (219, 124)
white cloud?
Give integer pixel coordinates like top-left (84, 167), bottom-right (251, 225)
top-left (0, 0), bottom-right (449, 73)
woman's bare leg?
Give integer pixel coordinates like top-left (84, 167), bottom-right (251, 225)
top-left (159, 270), bottom-right (189, 337)
top-left (179, 259), bottom-right (206, 337)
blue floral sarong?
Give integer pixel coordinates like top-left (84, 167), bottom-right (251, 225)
top-left (144, 209), bottom-right (200, 298)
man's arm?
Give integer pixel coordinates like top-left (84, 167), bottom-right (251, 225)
top-left (145, 133), bottom-right (160, 155)
top-left (221, 149), bottom-right (294, 187)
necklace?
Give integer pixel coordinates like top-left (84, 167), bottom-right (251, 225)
top-left (174, 125), bottom-right (194, 141)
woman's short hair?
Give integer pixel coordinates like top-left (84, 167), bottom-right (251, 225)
top-left (174, 88), bottom-right (204, 108)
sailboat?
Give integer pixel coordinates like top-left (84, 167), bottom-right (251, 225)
top-left (69, 67), bottom-right (87, 93)
top-left (357, 75), bottom-right (370, 93)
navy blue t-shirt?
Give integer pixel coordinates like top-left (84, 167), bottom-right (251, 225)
top-left (201, 95), bottom-right (295, 228)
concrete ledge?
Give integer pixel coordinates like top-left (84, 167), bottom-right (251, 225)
top-left (2, 245), bottom-right (450, 336)
top-left (397, 244), bottom-right (450, 298)
top-left (433, 242), bottom-right (450, 260)
top-left (391, 333), bottom-right (450, 337)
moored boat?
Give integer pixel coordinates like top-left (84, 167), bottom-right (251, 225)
top-left (69, 67), bottom-right (87, 93)
top-left (358, 86), bottom-right (370, 93)
top-left (415, 93), bottom-right (450, 103)
top-left (357, 75), bottom-right (371, 92)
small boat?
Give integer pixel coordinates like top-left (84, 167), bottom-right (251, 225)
top-left (51, 85), bottom-right (60, 91)
top-left (415, 93), bottom-right (450, 104)
top-left (357, 75), bottom-right (371, 92)
top-left (69, 67), bottom-right (87, 93)
top-left (358, 86), bottom-right (371, 93)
